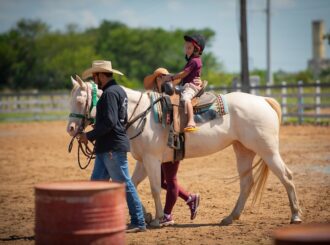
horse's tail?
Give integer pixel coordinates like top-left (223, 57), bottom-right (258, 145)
top-left (251, 158), bottom-right (269, 206)
top-left (265, 97), bottom-right (282, 124)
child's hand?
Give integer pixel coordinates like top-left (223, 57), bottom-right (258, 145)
top-left (162, 74), bottom-right (172, 82)
top-left (193, 77), bottom-right (203, 87)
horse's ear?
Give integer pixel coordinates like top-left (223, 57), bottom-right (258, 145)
top-left (75, 75), bottom-right (86, 89)
top-left (71, 76), bottom-right (79, 87)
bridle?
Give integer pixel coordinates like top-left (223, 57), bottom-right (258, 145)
top-left (68, 82), bottom-right (98, 169)
top-left (69, 82), bottom-right (98, 125)
top-left (68, 84), bottom-right (163, 169)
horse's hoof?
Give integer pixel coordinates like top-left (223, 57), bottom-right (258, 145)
top-left (149, 219), bottom-right (160, 228)
top-left (290, 214), bottom-right (302, 224)
top-left (144, 213), bottom-right (153, 224)
top-left (290, 218), bottom-right (302, 224)
top-left (220, 216), bottom-right (233, 226)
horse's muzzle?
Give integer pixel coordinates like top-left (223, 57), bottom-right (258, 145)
top-left (67, 122), bottom-right (78, 136)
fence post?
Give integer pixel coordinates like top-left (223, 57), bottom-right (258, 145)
top-left (297, 81), bottom-right (304, 124)
top-left (315, 80), bottom-right (321, 124)
top-left (232, 78), bottom-right (241, 92)
top-left (266, 85), bottom-right (271, 96)
top-left (281, 81), bottom-right (287, 123)
top-left (250, 80), bottom-right (256, 95)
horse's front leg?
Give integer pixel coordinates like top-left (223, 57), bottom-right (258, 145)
top-left (131, 160), bottom-right (152, 224)
top-left (143, 155), bottom-right (163, 227)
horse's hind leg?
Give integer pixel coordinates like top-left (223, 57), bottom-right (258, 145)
top-left (263, 152), bottom-right (302, 224)
top-left (221, 142), bottom-right (256, 225)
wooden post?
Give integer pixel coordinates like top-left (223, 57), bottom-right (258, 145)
top-left (297, 81), bottom-right (304, 124)
top-left (281, 81), bottom-right (287, 123)
top-left (315, 80), bottom-right (321, 123)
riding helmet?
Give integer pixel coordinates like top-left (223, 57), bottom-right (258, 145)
top-left (184, 34), bottom-right (205, 55)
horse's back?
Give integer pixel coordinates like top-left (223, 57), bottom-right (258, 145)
top-left (224, 92), bottom-right (280, 149)
top-left (225, 92), bottom-right (279, 124)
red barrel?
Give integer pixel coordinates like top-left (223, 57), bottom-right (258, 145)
top-left (35, 181), bottom-right (126, 245)
top-left (272, 223), bottom-right (330, 245)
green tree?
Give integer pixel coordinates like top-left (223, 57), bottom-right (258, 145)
top-left (0, 19), bottom-right (223, 90)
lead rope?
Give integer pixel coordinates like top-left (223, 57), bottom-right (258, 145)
top-left (68, 130), bottom-right (95, 170)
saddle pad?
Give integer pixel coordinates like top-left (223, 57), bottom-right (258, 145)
top-left (150, 92), bottom-right (163, 124)
top-left (193, 94), bottom-right (228, 123)
top-left (150, 92), bottom-right (229, 125)
top-left (215, 94), bottom-right (229, 116)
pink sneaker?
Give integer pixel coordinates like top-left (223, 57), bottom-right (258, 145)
top-left (159, 214), bottom-right (175, 227)
top-left (187, 194), bottom-right (200, 220)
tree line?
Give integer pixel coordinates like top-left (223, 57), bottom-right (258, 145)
top-left (0, 19), bottom-right (225, 90)
top-left (1, 19), bottom-right (328, 91)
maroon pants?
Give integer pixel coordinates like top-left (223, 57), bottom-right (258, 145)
top-left (161, 161), bottom-right (190, 215)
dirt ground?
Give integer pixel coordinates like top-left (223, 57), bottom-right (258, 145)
top-left (0, 121), bottom-right (329, 245)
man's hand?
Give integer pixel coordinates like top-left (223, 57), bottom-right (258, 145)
top-left (78, 132), bottom-right (88, 145)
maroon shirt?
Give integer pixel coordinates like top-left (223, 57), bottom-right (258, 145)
top-left (182, 56), bottom-right (202, 86)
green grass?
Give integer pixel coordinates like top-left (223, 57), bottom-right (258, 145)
top-left (0, 111), bottom-right (69, 122)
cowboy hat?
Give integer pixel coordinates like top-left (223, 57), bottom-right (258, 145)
top-left (143, 68), bottom-right (181, 90)
top-left (82, 60), bottom-right (124, 79)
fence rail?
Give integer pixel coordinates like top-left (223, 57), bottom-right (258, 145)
top-left (1, 81), bottom-right (330, 123)
top-left (0, 91), bottom-right (71, 121)
top-left (208, 80), bottom-right (330, 124)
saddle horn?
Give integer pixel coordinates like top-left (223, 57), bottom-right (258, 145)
top-left (161, 82), bottom-right (175, 96)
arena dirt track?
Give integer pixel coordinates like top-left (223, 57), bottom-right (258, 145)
top-left (0, 121), bottom-right (329, 244)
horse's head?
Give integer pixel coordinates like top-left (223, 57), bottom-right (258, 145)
top-left (66, 75), bottom-right (102, 136)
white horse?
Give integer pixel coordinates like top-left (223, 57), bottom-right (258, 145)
top-left (67, 76), bottom-right (302, 226)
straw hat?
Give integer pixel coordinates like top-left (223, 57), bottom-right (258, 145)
top-left (82, 60), bottom-right (124, 79)
top-left (143, 68), bottom-right (170, 90)
top-left (143, 68), bottom-right (181, 90)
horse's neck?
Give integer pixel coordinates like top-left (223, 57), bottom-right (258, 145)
top-left (123, 87), bottom-right (151, 116)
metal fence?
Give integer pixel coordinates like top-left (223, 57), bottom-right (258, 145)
top-left (1, 81), bottom-right (330, 123)
top-left (207, 80), bottom-right (330, 124)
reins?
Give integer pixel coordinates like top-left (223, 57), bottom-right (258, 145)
top-left (126, 93), bottom-right (163, 140)
top-left (68, 127), bottom-right (95, 169)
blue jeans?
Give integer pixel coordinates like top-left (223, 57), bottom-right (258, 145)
top-left (91, 151), bottom-right (145, 228)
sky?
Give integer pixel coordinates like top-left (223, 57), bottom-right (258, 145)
top-left (1, 0), bottom-right (330, 73)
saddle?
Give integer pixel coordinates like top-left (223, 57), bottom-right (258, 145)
top-left (150, 81), bottom-right (228, 161)
top-left (169, 91), bottom-right (217, 132)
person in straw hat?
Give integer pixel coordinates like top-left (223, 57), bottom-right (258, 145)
top-left (143, 67), bottom-right (201, 227)
top-left (79, 60), bottom-right (146, 233)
